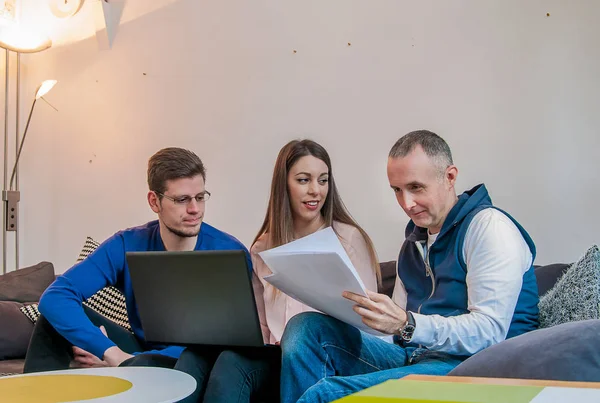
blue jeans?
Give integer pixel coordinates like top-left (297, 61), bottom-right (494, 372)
top-left (280, 312), bottom-right (466, 403)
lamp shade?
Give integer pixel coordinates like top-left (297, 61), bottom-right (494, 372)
top-left (0, 26), bottom-right (52, 53)
top-left (35, 80), bottom-right (57, 99)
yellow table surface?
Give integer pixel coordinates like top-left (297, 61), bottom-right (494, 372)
top-left (0, 374), bottom-right (133, 403)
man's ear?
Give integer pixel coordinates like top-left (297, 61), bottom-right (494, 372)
top-left (148, 191), bottom-right (161, 214)
top-left (446, 165), bottom-right (458, 188)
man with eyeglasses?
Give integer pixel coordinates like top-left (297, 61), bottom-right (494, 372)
top-left (24, 148), bottom-right (251, 380)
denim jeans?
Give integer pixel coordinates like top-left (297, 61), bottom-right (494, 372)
top-left (280, 312), bottom-right (466, 403)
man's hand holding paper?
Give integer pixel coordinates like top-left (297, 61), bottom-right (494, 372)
top-left (343, 290), bottom-right (408, 335)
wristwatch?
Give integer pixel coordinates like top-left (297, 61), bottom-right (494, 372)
top-left (400, 311), bottom-right (416, 342)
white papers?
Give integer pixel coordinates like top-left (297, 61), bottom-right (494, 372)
top-left (259, 227), bottom-right (385, 336)
top-left (531, 387), bottom-right (600, 402)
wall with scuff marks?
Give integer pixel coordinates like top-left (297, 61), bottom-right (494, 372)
top-left (3, 0), bottom-right (599, 273)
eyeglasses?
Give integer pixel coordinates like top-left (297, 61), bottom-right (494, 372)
top-left (156, 191), bottom-right (211, 205)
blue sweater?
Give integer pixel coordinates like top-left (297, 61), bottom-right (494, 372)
top-left (398, 184), bottom-right (539, 345)
top-left (39, 220), bottom-right (251, 360)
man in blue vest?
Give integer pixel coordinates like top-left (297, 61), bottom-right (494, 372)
top-left (279, 130), bottom-right (539, 403)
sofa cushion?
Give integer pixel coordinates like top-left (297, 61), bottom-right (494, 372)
top-left (76, 236), bottom-right (101, 263)
top-left (75, 237), bottom-right (132, 331)
top-left (379, 261), bottom-right (396, 298)
top-left (0, 359), bottom-right (25, 376)
top-left (538, 245), bottom-right (600, 328)
top-left (534, 263), bottom-right (570, 297)
top-left (0, 301), bottom-right (34, 360)
top-left (22, 237), bottom-right (133, 331)
top-left (449, 319), bottom-right (600, 381)
top-left (0, 262), bottom-right (55, 303)
top-left (83, 287), bottom-right (131, 331)
top-left (379, 260), bottom-right (571, 299)
top-left (19, 303), bottom-right (40, 324)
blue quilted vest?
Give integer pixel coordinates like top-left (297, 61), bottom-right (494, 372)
top-left (397, 184), bottom-right (539, 341)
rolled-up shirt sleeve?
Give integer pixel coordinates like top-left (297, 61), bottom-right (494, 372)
top-left (410, 209), bottom-right (532, 356)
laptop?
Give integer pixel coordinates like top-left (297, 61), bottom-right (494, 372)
top-left (127, 250), bottom-right (265, 348)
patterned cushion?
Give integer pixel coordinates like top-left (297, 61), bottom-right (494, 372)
top-left (83, 286), bottom-right (131, 331)
top-left (19, 303), bottom-right (40, 323)
top-left (20, 237), bottom-right (132, 332)
top-left (76, 237), bottom-right (101, 262)
top-left (77, 237), bottom-right (132, 332)
top-left (538, 245), bottom-right (600, 328)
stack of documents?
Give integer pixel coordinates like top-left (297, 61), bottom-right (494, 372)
top-left (259, 227), bottom-right (384, 335)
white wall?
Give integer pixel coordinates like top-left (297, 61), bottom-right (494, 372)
top-left (3, 0), bottom-right (599, 273)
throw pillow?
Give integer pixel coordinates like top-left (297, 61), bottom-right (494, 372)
top-left (83, 286), bottom-right (131, 331)
top-left (538, 245), bottom-right (600, 328)
top-left (0, 262), bottom-right (55, 302)
top-left (449, 319), bottom-right (600, 382)
top-left (20, 237), bottom-right (132, 332)
top-left (0, 301), bottom-right (35, 360)
top-left (534, 263), bottom-right (570, 297)
top-left (19, 303), bottom-right (40, 323)
top-left (76, 237), bottom-right (131, 331)
top-left (76, 236), bottom-right (100, 262)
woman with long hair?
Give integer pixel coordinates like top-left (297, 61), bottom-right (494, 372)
top-left (252, 139), bottom-right (381, 344)
top-left (196, 139), bottom-right (381, 402)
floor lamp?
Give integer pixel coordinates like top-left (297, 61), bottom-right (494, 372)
top-left (1, 26), bottom-right (53, 274)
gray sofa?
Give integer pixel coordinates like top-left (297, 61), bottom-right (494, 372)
top-left (0, 259), bottom-right (576, 376)
top-left (0, 262), bottom-right (56, 375)
top-left (378, 261), bottom-right (570, 301)
top-left (448, 246), bottom-right (600, 381)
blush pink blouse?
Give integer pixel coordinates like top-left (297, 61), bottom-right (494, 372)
top-left (251, 221), bottom-right (378, 344)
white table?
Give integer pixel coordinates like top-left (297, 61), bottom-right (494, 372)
top-left (0, 366), bottom-right (196, 402)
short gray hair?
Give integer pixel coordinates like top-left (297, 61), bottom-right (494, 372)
top-left (389, 130), bottom-right (453, 173)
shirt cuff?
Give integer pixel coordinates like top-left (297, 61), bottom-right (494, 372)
top-left (90, 337), bottom-right (118, 360)
top-left (410, 312), bottom-right (435, 347)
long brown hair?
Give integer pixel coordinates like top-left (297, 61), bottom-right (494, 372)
top-left (253, 139), bottom-right (381, 285)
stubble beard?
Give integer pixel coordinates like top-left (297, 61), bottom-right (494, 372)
top-left (164, 222), bottom-right (201, 238)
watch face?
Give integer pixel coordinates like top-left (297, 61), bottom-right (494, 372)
top-left (49, 0), bottom-right (84, 18)
top-left (401, 324), bottom-right (416, 341)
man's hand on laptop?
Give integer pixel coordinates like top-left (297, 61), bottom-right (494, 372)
top-left (343, 290), bottom-right (408, 335)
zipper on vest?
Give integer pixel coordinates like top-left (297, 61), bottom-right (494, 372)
top-left (417, 243), bottom-right (436, 314)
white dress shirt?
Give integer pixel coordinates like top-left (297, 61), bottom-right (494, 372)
top-left (392, 208), bottom-right (533, 356)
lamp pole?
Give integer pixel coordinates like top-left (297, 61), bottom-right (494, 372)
top-left (0, 31), bottom-right (53, 274)
top-left (2, 49), bottom-right (8, 274)
top-left (2, 79), bottom-right (56, 274)
top-left (15, 52), bottom-right (20, 269)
